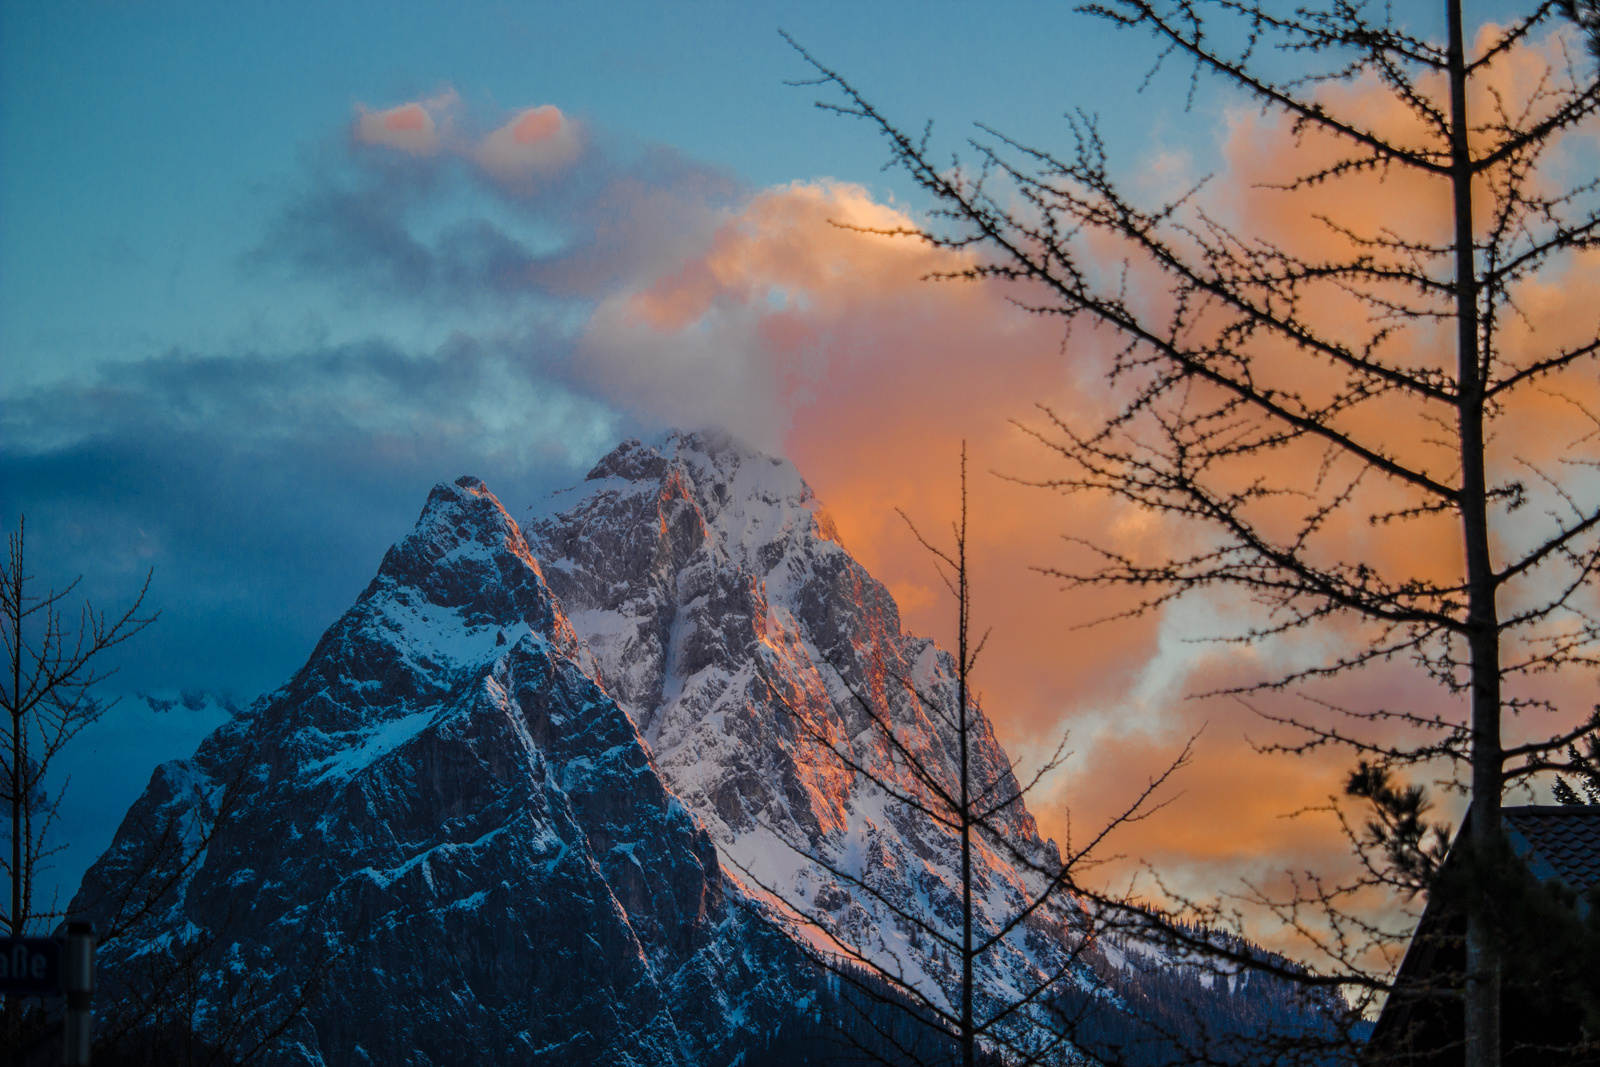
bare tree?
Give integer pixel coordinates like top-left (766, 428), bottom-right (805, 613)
top-left (788, 3), bottom-right (1600, 1066)
top-left (731, 449), bottom-right (1222, 1067)
top-left (2, 515), bottom-right (155, 1048)
top-left (2, 517), bottom-right (156, 938)
top-left (0, 520), bottom-right (321, 1065)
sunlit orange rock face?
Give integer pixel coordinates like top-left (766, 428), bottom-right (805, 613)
top-left (523, 431), bottom-right (1091, 1018)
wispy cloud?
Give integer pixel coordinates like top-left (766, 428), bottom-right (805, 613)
top-left (251, 89), bottom-right (744, 313)
top-left (474, 105), bottom-right (583, 186)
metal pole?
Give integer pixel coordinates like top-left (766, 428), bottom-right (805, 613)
top-left (62, 923), bottom-right (92, 1067)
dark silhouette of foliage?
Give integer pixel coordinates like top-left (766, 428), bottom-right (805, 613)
top-left (1345, 764), bottom-right (1453, 899)
top-left (1550, 735), bottom-right (1600, 805)
top-left (1564, 0), bottom-right (1600, 59)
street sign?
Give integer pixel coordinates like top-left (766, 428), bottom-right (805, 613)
top-left (0, 936), bottom-right (64, 996)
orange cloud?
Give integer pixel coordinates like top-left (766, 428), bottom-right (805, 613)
top-left (574, 179), bottom-right (1166, 741)
top-left (554, 24), bottom-right (1599, 957)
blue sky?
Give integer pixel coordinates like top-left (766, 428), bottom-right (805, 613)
top-left (1, 0), bottom-right (1210, 914)
top-left (0, 0), bottom-right (1546, 924)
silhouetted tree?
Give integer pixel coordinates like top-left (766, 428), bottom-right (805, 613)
top-left (0, 518), bottom-right (321, 1064)
top-left (2, 517), bottom-right (155, 939)
top-left (1549, 736), bottom-right (1600, 805)
top-left (792, 3), bottom-right (1600, 1066)
top-left (1, 516), bottom-right (154, 1049)
top-left (1565, 0), bottom-right (1600, 58)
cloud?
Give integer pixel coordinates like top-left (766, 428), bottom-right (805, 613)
top-left (563, 178), bottom-right (1166, 743)
top-left (475, 105), bottom-right (583, 187)
top-left (351, 91), bottom-right (584, 192)
top-left (2, 337), bottom-right (623, 692)
top-left (254, 101), bottom-right (743, 309)
top-left (352, 91), bottom-right (458, 155)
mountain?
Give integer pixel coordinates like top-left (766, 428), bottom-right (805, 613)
top-left (74, 431), bottom-right (1340, 1065)
top-left (523, 432), bottom-right (1080, 1014)
top-left (75, 472), bottom-right (809, 1065)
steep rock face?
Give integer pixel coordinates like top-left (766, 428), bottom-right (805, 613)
top-left (76, 477), bottom-right (806, 1066)
top-left (526, 431), bottom-right (1080, 1018)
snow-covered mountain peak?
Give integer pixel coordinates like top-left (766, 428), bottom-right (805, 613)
top-left (538, 430), bottom-right (841, 583)
top-left (525, 430), bottom-right (1077, 1017)
top-left (391, 475), bottom-right (548, 600)
top-left (262, 475), bottom-right (592, 752)
top-left (76, 466), bottom-right (809, 1064)
top-left (75, 432), bottom-right (1338, 1064)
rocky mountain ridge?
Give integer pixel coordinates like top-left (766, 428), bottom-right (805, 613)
top-left (73, 430), bottom-right (1335, 1065)
top-left (76, 471), bottom-right (809, 1064)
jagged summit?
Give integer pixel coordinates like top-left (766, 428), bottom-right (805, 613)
top-left (538, 430), bottom-right (843, 569)
top-left (74, 470), bottom-right (806, 1065)
top-left (525, 429), bottom-right (1071, 1017)
top-left (271, 474), bottom-right (586, 741)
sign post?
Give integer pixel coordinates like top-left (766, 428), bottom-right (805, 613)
top-left (0, 926), bottom-right (94, 1065)
top-left (63, 924), bottom-right (94, 1067)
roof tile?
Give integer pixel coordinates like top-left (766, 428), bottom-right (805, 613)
top-left (1504, 805), bottom-right (1600, 891)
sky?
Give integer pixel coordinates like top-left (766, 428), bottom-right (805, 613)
top-left (3, 0), bottom-right (1596, 961)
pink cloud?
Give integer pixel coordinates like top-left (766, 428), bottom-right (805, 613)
top-left (350, 93), bottom-right (586, 192)
top-left (351, 91), bottom-right (458, 155)
top-left (475, 105), bottom-right (582, 186)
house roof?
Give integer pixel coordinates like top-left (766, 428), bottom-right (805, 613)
top-left (1367, 804), bottom-right (1600, 1063)
top-left (1504, 805), bottom-right (1600, 892)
